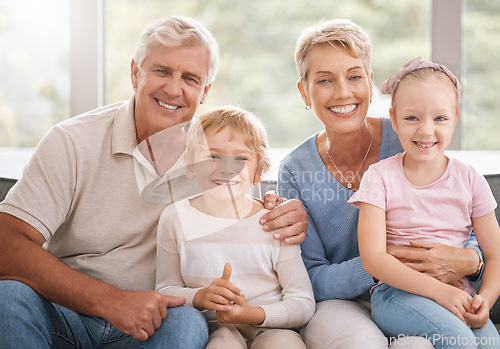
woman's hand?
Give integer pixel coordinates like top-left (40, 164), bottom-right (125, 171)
top-left (192, 263), bottom-right (242, 311)
top-left (261, 191), bottom-right (308, 244)
top-left (387, 241), bottom-right (479, 284)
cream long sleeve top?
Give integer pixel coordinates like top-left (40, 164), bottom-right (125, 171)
top-left (156, 198), bottom-right (315, 329)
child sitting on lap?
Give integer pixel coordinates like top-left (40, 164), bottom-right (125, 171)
top-left (349, 56), bottom-right (500, 349)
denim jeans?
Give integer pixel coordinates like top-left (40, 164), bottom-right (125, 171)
top-left (371, 284), bottom-right (500, 349)
top-left (0, 280), bottom-right (208, 348)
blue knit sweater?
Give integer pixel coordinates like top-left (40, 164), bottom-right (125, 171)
top-left (277, 117), bottom-right (402, 301)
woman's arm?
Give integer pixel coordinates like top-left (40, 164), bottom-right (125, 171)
top-left (358, 203), bottom-right (473, 323)
top-left (278, 160), bottom-right (375, 301)
top-left (387, 240), bottom-right (481, 284)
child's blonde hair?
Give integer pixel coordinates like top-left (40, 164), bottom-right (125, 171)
top-left (392, 68), bottom-right (460, 110)
top-left (186, 106), bottom-right (271, 176)
top-left (382, 56), bottom-right (462, 109)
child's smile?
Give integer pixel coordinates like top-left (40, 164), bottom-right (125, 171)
top-left (391, 76), bottom-right (458, 167)
top-left (188, 127), bottom-right (261, 215)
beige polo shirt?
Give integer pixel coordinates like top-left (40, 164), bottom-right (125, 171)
top-left (0, 96), bottom-right (170, 291)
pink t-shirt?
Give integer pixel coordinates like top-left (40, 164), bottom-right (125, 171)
top-left (349, 152), bottom-right (497, 249)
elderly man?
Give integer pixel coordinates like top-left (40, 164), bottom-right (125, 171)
top-left (0, 16), bottom-right (307, 348)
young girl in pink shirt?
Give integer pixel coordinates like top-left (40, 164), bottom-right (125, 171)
top-left (349, 57), bottom-right (500, 348)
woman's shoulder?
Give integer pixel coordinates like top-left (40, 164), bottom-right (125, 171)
top-left (376, 116), bottom-right (403, 158)
top-left (280, 133), bottom-right (320, 168)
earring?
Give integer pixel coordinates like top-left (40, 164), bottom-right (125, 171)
top-left (305, 105), bottom-right (311, 111)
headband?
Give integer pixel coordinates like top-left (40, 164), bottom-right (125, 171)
top-left (381, 56), bottom-right (462, 104)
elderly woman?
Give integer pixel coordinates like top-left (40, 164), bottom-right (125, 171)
top-left (278, 19), bottom-right (484, 349)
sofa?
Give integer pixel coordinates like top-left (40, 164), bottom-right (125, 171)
top-left (1, 174), bottom-right (500, 327)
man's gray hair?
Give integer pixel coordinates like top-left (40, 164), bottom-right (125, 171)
top-left (133, 16), bottom-right (219, 83)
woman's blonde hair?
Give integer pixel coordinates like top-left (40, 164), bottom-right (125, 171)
top-left (295, 19), bottom-right (372, 83)
top-left (186, 106), bottom-right (271, 175)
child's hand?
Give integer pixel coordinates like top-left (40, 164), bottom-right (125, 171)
top-left (451, 277), bottom-right (466, 291)
top-left (216, 294), bottom-right (265, 325)
top-left (193, 263), bottom-right (243, 311)
top-left (433, 284), bottom-right (473, 325)
top-left (464, 294), bottom-right (490, 328)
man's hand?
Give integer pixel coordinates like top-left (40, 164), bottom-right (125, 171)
top-left (261, 191), bottom-right (307, 244)
top-left (388, 241), bottom-right (479, 284)
top-left (105, 290), bottom-right (185, 342)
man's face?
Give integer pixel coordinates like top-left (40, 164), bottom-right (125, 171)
top-left (131, 44), bottom-right (211, 143)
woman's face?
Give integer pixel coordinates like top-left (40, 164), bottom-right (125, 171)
top-left (298, 45), bottom-right (373, 134)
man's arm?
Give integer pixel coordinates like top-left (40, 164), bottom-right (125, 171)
top-left (0, 213), bottom-right (185, 341)
top-left (260, 191), bottom-right (308, 244)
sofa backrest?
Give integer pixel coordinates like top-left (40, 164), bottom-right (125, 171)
top-left (0, 177), bottom-right (17, 202)
top-left (485, 174), bottom-right (500, 223)
top-left (1, 175), bottom-right (500, 223)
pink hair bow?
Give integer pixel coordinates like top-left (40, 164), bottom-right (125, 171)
top-left (381, 56), bottom-right (462, 104)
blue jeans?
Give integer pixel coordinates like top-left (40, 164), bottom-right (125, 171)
top-left (371, 284), bottom-right (500, 349)
top-left (0, 280), bottom-right (208, 348)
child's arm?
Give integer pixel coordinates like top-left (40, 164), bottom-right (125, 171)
top-left (465, 211), bottom-right (500, 328)
top-left (250, 243), bottom-right (315, 328)
top-left (358, 202), bottom-right (473, 323)
top-left (214, 243), bottom-right (316, 328)
top-left (198, 263), bottom-right (266, 325)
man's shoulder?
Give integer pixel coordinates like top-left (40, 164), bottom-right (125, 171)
top-left (47, 100), bottom-right (133, 148)
top-left (59, 100), bottom-right (129, 129)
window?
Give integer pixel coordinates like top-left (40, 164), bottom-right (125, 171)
top-left (463, 0), bottom-right (500, 149)
top-left (1, 0), bottom-right (499, 179)
top-left (104, 0), bottom-right (431, 150)
top-left (0, 0), bottom-right (70, 147)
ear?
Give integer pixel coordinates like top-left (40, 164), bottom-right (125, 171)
top-left (389, 107), bottom-right (398, 133)
top-left (253, 172), bottom-right (262, 185)
top-left (200, 83), bottom-right (212, 105)
top-left (131, 59), bottom-right (139, 89)
top-left (184, 153), bottom-right (196, 180)
top-left (369, 71), bottom-right (374, 102)
top-left (297, 80), bottom-right (310, 107)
